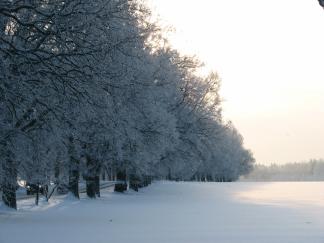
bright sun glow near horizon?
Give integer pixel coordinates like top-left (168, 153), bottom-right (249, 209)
top-left (148, 0), bottom-right (324, 165)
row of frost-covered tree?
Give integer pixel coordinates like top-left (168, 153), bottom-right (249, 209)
top-left (0, 0), bottom-right (254, 209)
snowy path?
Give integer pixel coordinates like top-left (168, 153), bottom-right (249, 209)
top-left (1, 182), bottom-right (324, 243)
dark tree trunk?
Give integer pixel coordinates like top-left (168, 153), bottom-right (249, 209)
top-left (68, 137), bottom-right (79, 198)
top-left (84, 156), bottom-right (100, 198)
top-left (101, 170), bottom-right (106, 181)
top-left (69, 169), bottom-right (79, 198)
top-left (167, 168), bottom-right (172, 181)
top-left (1, 156), bottom-right (17, 209)
top-left (26, 181), bottom-right (34, 195)
top-left (35, 185), bottom-right (39, 206)
top-left (114, 170), bottom-right (127, 192)
top-left (129, 183), bottom-right (138, 191)
top-left (94, 176), bottom-right (100, 197)
top-left (86, 178), bottom-right (96, 198)
top-left (140, 175), bottom-right (148, 187)
top-left (107, 169), bottom-right (112, 181)
top-left (2, 184), bottom-right (17, 210)
top-left (145, 176), bottom-right (152, 186)
top-left (109, 167), bottom-right (116, 181)
top-left (114, 183), bottom-right (127, 192)
top-left (54, 160), bottom-right (60, 181)
top-left (129, 174), bottom-right (140, 192)
top-left (206, 175), bottom-right (213, 182)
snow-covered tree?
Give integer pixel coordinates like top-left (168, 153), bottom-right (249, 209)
top-left (0, 0), bottom-right (255, 209)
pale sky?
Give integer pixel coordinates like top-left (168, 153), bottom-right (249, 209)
top-left (148, 0), bottom-right (324, 164)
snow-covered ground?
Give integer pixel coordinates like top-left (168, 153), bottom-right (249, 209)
top-left (1, 181), bottom-right (324, 243)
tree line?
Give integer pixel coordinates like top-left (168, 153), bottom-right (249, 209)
top-left (242, 159), bottom-right (324, 181)
top-left (0, 0), bottom-right (254, 209)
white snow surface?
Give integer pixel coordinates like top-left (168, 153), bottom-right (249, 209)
top-left (1, 181), bottom-right (324, 243)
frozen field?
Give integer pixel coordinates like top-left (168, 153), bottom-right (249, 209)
top-left (1, 181), bottom-right (324, 243)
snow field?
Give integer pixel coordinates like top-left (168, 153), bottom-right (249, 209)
top-left (1, 181), bottom-right (324, 243)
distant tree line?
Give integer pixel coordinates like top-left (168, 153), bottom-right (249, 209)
top-left (0, 0), bottom-right (254, 209)
top-left (242, 159), bottom-right (324, 181)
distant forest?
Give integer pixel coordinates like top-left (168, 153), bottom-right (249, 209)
top-left (242, 159), bottom-right (324, 181)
